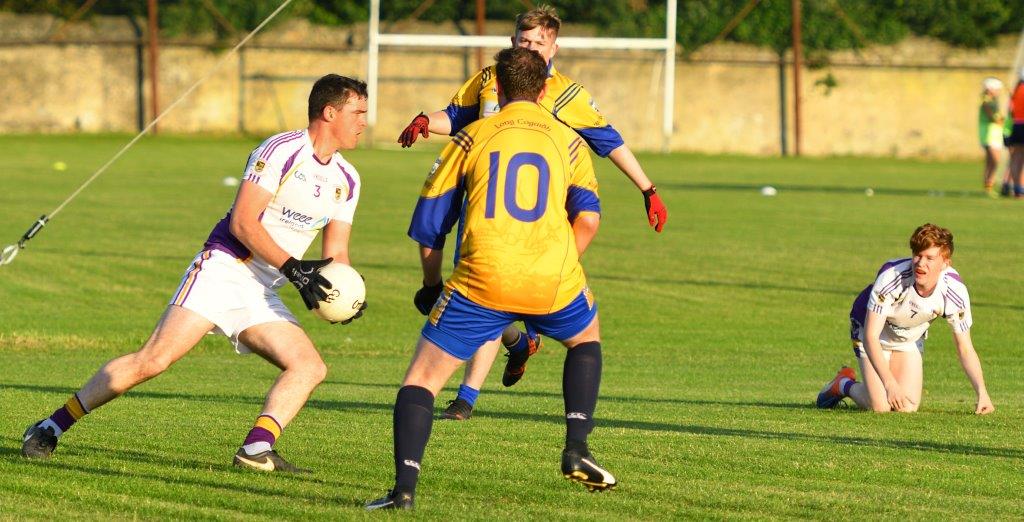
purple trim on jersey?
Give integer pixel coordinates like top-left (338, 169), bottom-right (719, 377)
top-left (944, 289), bottom-right (966, 309)
top-left (203, 213), bottom-right (252, 260)
top-left (849, 284), bottom-right (872, 325)
top-left (876, 257), bottom-right (911, 276)
top-left (339, 164), bottom-right (356, 201)
top-left (878, 267), bottom-right (913, 296)
top-left (311, 151), bottom-right (331, 166)
top-left (259, 131), bottom-right (303, 161)
top-left (944, 271), bottom-right (964, 283)
top-left (281, 147), bottom-right (302, 181)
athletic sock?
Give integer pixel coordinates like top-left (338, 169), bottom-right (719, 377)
top-left (840, 378), bottom-right (856, 396)
top-left (394, 385), bottom-right (434, 496)
top-left (503, 330), bottom-right (528, 355)
top-left (563, 341), bottom-right (602, 444)
top-left (241, 414), bottom-right (282, 456)
top-left (39, 393), bottom-right (90, 437)
top-left (456, 384), bottom-right (480, 407)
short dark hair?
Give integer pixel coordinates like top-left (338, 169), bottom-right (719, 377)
top-left (307, 74), bottom-right (367, 121)
top-left (494, 47), bottom-right (547, 102)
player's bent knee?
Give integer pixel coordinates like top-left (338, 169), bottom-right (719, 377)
top-left (135, 355), bottom-right (174, 381)
top-left (307, 358), bottom-right (328, 384)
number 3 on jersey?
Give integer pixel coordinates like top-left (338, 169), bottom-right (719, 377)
top-left (484, 151), bottom-right (549, 222)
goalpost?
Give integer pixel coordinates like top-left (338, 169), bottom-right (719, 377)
top-left (366, 0), bottom-right (678, 151)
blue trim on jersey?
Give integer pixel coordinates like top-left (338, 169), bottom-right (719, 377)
top-left (576, 125), bottom-right (624, 157)
top-left (444, 103), bottom-right (480, 135)
top-left (566, 186), bottom-right (600, 222)
top-left (421, 290), bottom-right (597, 360)
top-left (408, 186), bottom-right (465, 249)
top-left (451, 195), bottom-right (469, 267)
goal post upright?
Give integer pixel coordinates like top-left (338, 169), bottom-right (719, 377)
top-left (663, 0), bottom-right (677, 152)
top-left (366, 0), bottom-right (678, 151)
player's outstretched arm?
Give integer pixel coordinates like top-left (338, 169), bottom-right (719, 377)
top-left (397, 111), bottom-right (453, 147)
top-left (952, 330), bottom-right (994, 414)
top-left (606, 145), bottom-right (667, 232)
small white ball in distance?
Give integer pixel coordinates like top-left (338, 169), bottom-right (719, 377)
top-left (760, 186), bottom-right (777, 196)
top-left (313, 263), bottom-right (366, 323)
top-left (865, 188), bottom-right (874, 197)
top-left (222, 176), bottom-right (240, 187)
top-left (53, 161), bottom-right (67, 171)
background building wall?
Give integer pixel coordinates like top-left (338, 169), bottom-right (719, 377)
top-left (0, 13), bottom-right (1013, 159)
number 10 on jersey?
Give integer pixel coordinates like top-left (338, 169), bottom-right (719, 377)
top-left (484, 151), bottom-right (550, 223)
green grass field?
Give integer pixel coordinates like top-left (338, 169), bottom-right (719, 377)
top-left (1, 134), bottom-right (1022, 519)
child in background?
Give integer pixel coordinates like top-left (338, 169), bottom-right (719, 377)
top-left (979, 77), bottom-right (1004, 197)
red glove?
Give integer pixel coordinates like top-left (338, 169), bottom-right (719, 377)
top-left (643, 186), bottom-right (667, 233)
top-left (398, 113), bottom-right (430, 147)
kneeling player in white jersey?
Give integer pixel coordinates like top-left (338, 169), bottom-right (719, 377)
top-left (21, 74), bottom-right (369, 472)
top-left (817, 224), bottom-right (994, 414)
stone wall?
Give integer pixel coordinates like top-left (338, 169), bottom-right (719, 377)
top-left (0, 12), bottom-right (1014, 158)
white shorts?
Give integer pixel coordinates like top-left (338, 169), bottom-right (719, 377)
top-left (852, 338), bottom-right (924, 358)
top-left (169, 249), bottom-right (298, 354)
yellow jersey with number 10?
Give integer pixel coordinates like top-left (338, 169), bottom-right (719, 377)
top-left (408, 101), bottom-right (600, 314)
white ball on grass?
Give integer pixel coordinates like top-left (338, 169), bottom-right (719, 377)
top-left (760, 186), bottom-right (778, 197)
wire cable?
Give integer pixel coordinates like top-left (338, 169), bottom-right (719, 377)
top-left (1, 0), bottom-right (296, 267)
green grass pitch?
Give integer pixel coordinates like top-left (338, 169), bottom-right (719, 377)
top-left (1, 134), bottom-right (1022, 519)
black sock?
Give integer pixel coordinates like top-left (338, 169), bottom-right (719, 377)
top-left (393, 385), bottom-right (435, 495)
top-left (563, 341), bottom-right (601, 445)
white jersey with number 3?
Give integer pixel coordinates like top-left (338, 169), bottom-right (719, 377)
top-left (865, 258), bottom-right (972, 350)
top-left (203, 129), bottom-right (361, 286)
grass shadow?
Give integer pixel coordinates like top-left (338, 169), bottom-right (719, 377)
top-left (7, 382), bottom-right (1018, 461)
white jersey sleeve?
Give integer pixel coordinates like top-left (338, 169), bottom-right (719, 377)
top-left (242, 130), bottom-right (306, 194)
top-left (866, 259), bottom-right (911, 317)
top-left (332, 156), bottom-right (361, 225)
top-left (941, 271), bottom-right (972, 333)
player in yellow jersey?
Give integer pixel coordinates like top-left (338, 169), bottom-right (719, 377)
top-left (401, 4), bottom-right (663, 420)
top-left (366, 48), bottom-right (615, 511)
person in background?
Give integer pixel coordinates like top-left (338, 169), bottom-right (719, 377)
top-left (979, 77), bottom-right (1005, 197)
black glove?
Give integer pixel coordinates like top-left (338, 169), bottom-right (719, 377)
top-left (334, 301), bottom-right (368, 325)
top-left (414, 280), bottom-right (443, 315)
top-left (280, 257), bottom-right (333, 310)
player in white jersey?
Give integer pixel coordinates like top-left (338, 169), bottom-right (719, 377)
top-left (21, 74), bottom-right (370, 472)
top-left (816, 224), bottom-right (994, 414)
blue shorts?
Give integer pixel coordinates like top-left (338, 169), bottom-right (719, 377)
top-left (421, 288), bottom-right (598, 360)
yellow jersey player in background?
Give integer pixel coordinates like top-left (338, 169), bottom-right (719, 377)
top-left (366, 48), bottom-right (615, 511)
top-left (400, 3), bottom-right (664, 420)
